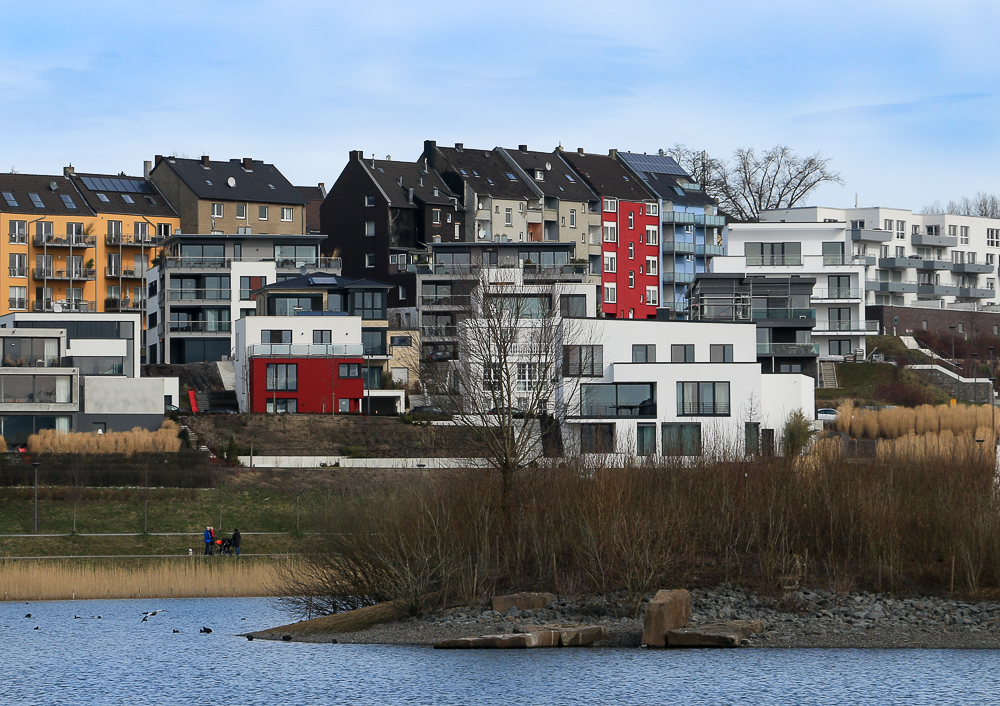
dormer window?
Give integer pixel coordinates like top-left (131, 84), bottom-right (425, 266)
top-left (535, 170), bottom-right (544, 181)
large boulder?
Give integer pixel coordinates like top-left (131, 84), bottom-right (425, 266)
top-left (666, 620), bottom-right (766, 648)
top-left (558, 625), bottom-right (608, 646)
top-left (642, 589), bottom-right (691, 647)
top-left (491, 592), bottom-right (557, 614)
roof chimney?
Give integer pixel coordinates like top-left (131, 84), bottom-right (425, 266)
top-left (419, 177), bottom-right (423, 187)
top-left (518, 144), bottom-right (528, 152)
top-left (349, 150), bottom-right (363, 162)
top-left (154, 154), bottom-right (164, 167)
top-left (408, 187), bottom-right (414, 204)
top-left (423, 140), bottom-right (437, 169)
top-left (318, 182), bottom-right (326, 197)
top-left (201, 155), bottom-right (210, 167)
top-left (609, 149), bottom-right (618, 159)
top-left (242, 157), bottom-right (253, 171)
top-left (577, 148), bottom-right (584, 155)
top-left (63, 165), bottom-right (75, 177)
top-left (143, 160), bottom-right (152, 178)
top-left (454, 143), bottom-right (463, 150)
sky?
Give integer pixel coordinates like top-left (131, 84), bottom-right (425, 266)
top-left (2, 0), bottom-right (999, 211)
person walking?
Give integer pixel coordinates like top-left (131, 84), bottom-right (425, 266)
top-left (204, 526), bottom-right (215, 555)
top-left (231, 528), bottom-right (241, 557)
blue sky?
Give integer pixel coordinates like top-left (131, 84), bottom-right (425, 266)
top-left (3, 0), bottom-right (999, 210)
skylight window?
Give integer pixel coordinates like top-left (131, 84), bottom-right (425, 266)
top-left (622, 175), bottom-right (630, 181)
top-left (487, 178), bottom-right (494, 185)
top-left (472, 171), bottom-right (479, 177)
top-left (60, 194), bottom-right (77, 209)
top-left (122, 194), bottom-right (134, 204)
top-left (28, 193), bottom-right (44, 208)
top-left (268, 184), bottom-right (275, 189)
top-left (2, 191), bottom-right (17, 207)
top-left (96, 193), bottom-right (110, 203)
top-left (564, 174), bottom-right (575, 183)
top-left (205, 180), bottom-right (213, 186)
top-left (144, 195), bottom-right (158, 206)
top-left (673, 187), bottom-right (685, 196)
top-left (506, 173), bottom-right (517, 181)
top-left (459, 169), bottom-right (468, 176)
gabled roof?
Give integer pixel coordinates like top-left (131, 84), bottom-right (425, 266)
top-left (152, 156), bottom-right (306, 205)
top-left (69, 171), bottom-right (179, 218)
top-left (500, 147), bottom-right (598, 202)
top-left (0, 173), bottom-right (95, 217)
top-left (559, 151), bottom-right (656, 202)
top-left (296, 185), bottom-right (326, 202)
top-left (362, 159), bottom-right (459, 208)
top-left (434, 146), bottom-right (537, 200)
top-left (617, 152), bottom-right (716, 207)
top-left (259, 271), bottom-right (392, 292)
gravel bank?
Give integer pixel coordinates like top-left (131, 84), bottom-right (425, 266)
top-left (274, 586), bottom-right (1000, 648)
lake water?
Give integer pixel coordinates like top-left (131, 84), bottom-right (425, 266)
top-left (2, 597), bottom-right (999, 705)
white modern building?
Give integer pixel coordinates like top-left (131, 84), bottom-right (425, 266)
top-left (558, 318), bottom-right (814, 457)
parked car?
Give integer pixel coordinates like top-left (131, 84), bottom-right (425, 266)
top-left (409, 405), bottom-right (452, 421)
top-left (817, 408), bottom-right (838, 421)
top-left (487, 406), bottom-right (527, 419)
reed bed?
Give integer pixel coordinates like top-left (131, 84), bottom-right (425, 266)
top-left (26, 420), bottom-right (181, 455)
top-left (0, 557), bottom-right (291, 601)
top-left (837, 402), bottom-right (1000, 440)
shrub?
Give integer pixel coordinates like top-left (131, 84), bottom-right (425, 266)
top-left (26, 420), bottom-right (182, 455)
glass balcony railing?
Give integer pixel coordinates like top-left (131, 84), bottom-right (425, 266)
top-left (168, 320), bottom-right (232, 333)
top-left (811, 288), bottom-right (862, 299)
top-left (751, 308), bottom-right (815, 320)
top-left (757, 343), bottom-right (820, 356)
top-left (747, 255), bottom-right (802, 266)
top-left (248, 343), bottom-right (364, 357)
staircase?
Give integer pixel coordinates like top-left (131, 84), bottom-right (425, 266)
top-left (194, 391), bottom-right (210, 413)
top-left (818, 360), bottom-right (839, 389)
top-left (179, 424), bottom-right (208, 452)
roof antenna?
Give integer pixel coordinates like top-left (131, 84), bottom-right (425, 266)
top-left (855, 193), bottom-right (859, 208)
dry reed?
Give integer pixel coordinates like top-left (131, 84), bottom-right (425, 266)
top-left (26, 420), bottom-right (181, 455)
top-left (836, 402), bottom-right (1000, 440)
top-left (0, 557), bottom-right (291, 601)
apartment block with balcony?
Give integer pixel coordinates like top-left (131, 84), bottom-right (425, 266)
top-left (616, 151), bottom-right (726, 313)
top-left (145, 233), bottom-right (338, 364)
top-left (712, 222), bottom-right (872, 359)
top-left (687, 274), bottom-right (820, 379)
top-left (148, 155), bottom-right (306, 236)
top-left (320, 151), bottom-right (464, 312)
top-left (560, 150), bottom-right (660, 319)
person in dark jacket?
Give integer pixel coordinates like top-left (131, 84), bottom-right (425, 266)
top-left (231, 528), bottom-right (242, 557)
top-left (204, 526), bottom-right (215, 555)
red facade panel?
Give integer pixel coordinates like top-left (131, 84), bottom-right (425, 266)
top-left (249, 357), bottom-right (364, 414)
top-left (601, 198), bottom-right (660, 319)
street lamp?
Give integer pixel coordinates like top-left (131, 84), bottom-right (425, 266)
top-left (31, 461), bottom-right (40, 535)
top-left (949, 325), bottom-right (957, 368)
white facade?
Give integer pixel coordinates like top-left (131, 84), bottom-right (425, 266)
top-left (713, 222), bottom-right (870, 358)
top-left (559, 318), bottom-right (814, 457)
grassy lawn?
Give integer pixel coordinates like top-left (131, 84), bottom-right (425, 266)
top-left (817, 361), bottom-right (949, 407)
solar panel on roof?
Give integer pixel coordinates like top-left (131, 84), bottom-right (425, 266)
top-left (618, 152), bottom-right (688, 177)
top-left (310, 277), bottom-right (341, 285)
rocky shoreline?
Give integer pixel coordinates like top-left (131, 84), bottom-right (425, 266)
top-left (277, 586), bottom-right (1000, 648)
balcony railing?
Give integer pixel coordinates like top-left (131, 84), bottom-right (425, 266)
top-left (696, 243), bottom-right (725, 256)
top-left (811, 288), bottom-right (862, 299)
top-left (8, 234), bottom-right (27, 245)
top-left (32, 299), bottom-right (96, 313)
top-left (248, 343), bottom-right (364, 357)
top-left (417, 294), bottom-right (471, 307)
top-left (662, 272), bottom-right (695, 283)
top-left (8, 267), bottom-right (26, 278)
top-left (823, 254), bottom-right (872, 266)
top-left (167, 288), bottom-right (229, 301)
top-left (579, 403), bottom-right (657, 418)
top-left (662, 241), bottom-right (696, 254)
top-left (814, 320), bottom-right (879, 333)
top-left (7, 298), bottom-right (26, 311)
top-left (420, 325), bottom-right (457, 338)
top-left (106, 233), bottom-right (163, 247)
top-left (162, 256), bottom-right (342, 270)
top-left (105, 268), bottom-right (144, 279)
top-left (677, 402), bottom-right (731, 416)
top-left (32, 268), bottom-right (97, 281)
top-left (751, 308), bottom-right (815, 320)
top-left (522, 263), bottom-right (588, 278)
top-left (661, 212), bottom-right (696, 225)
top-left (167, 320), bottom-right (232, 333)
top-left (32, 235), bottom-right (96, 248)
top-left (104, 297), bottom-right (145, 311)
top-left (747, 255), bottom-right (802, 266)
top-left (757, 343), bottom-right (820, 356)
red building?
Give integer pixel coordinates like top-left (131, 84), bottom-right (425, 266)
top-left (561, 151), bottom-right (660, 319)
top-left (248, 356), bottom-right (364, 414)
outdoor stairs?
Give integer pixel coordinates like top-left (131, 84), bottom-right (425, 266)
top-left (194, 392), bottom-right (210, 412)
top-left (179, 424), bottom-right (208, 452)
top-left (818, 360), bottom-right (839, 389)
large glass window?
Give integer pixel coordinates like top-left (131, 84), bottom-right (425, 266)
top-left (266, 398), bottom-right (297, 413)
top-left (662, 423), bottom-right (701, 456)
top-left (560, 294), bottom-right (587, 318)
top-left (362, 330), bottom-right (387, 356)
top-left (352, 291), bottom-right (386, 319)
top-left (274, 245), bottom-right (318, 267)
top-left (581, 383), bottom-right (655, 417)
top-left (677, 382), bottom-right (730, 416)
top-left (265, 363), bottom-right (297, 391)
top-left (563, 345), bottom-right (602, 377)
top-left (262, 330), bottom-right (291, 344)
top-left (637, 424), bottom-right (656, 456)
top-left (0, 375), bottom-right (71, 403)
top-left (671, 344), bottom-right (694, 363)
top-left (632, 345), bottom-right (655, 363)
top-left (580, 423), bottom-right (614, 453)
top-left (2, 337), bottom-right (58, 367)
top-left (709, 344), bottom-right (733, 363)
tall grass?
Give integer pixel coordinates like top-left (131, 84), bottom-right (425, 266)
top-left (280, 448), bottom-right (1000, 618)
top-left (0, 557), bottom-right (290, 601)
top-left (837, 402), bottom-right (1000, 439)
top-left (26, 420), bottom-right (181, 455)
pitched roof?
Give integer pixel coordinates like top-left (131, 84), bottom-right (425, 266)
top-left (362, 159), bottom-right (459, 208)
top-left (0, 173), bottom-right (95, 217)
top-left (500, 147), bottom-right (598, 202)
top-left (434, 146), bottom-right (537, 200)
top-left (69, 172), bottom-right (179, 218)
top-left (559, 152), bottom-right (656, 202)
top-left (259, 272), bottom-right (392, 291)
top-left (296, 185), bottom-right (326, 202)
top-left (153, 157), bottom-right (306, 205)
top-left (616, 152), bottom-right (716, 207)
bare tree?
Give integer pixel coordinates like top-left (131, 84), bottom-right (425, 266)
top-left (668, 144), bottom-right (842, 222)
top-left (923, 192), bottom-right (1000, 218)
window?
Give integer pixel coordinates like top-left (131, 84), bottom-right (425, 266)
top-left (896, 220), bottom-right (906, 239)
top-left (505, 208), bottom-right (513, 226)
top-left (560, 294), bottom-right (587, 317)
top-left (239, 275), bottom-right (265, 300)
top-left (850, 219), bottom-right (865, 229)
top-left (745, 241), bottom-right (801, 266)
top-left (505, 172), bottom-right (517, 181)
top-left (632, 344), bottom-right (655, 363)
top-left (365, 254), bottom-right (375, 268)
top-left (646, 203), bottom-right (659, 217)
top-left (262, 330), bottom-right (292, 344)
top-left (362, 330), bottom-right (386, 356)
top-left (516, 362), bottom-right (539, 392)
top-left (121, 194), bottom-right (134, 204)
top-left (988, 254), bottom-right (995, 265)
top-left (645, 287), bottom-right (658, 306)
top-left (390, 335), bottom-right (412, 347)
top-left (569, 209), bottom-right (576, 227)
top-left (628, 212), bottom-right (634, 229)
top-left (339, 363), bottom-right (361, 377)
top-left (645, 227), bottom-right (658, 246)
top-left (677, 381), bottom-right (730, 416)
top-left (926, 225), bottom-right (940, 236)
top-left (628, 271), bottom-right (635, 288)
top-left (958, 323), bottom-right (965, 334)
top-left (258, 206), bottom-right (269, 221)
top-left (365, 195), bottom-right (375, 207)
top-left (8, 220), bottom-right (26, 244)
top-left (9, 286), bottom-right (26, 310)
top-left (265, 363), bottom-right (297, 391)
top-left (157, 223), bottom-right (172, 237)
top-left (432, 209), bottom-right (441, 224)
top-left (28, 193), bottom-right (44, 208)
top-left (662, 423), bottom-right (701, 456)
top-left (211, 203), bottom-right (223, 218)
top-left (365, 221), bottom-right (375, 237)
top-left (646, 257), bottom-right (657, 276)
top-left (313, 330), bottom-right (332, 344)
top-left (604, 253), bottom-right (616, 273)
top-left (829, 339), bottom-right (852, 356)
top-left (961, 225), bottom-right (970, 244)
top-left (603, 223), bottom-right (618, 242)
top-left (603, 198), bottom-right (617, 213)
top-left (990, 279), bottom-right (996, 291)
top-left (8, 253), bottom-right (25, 278)
top-left (60, 194), bottom-right (77, 209)
top-left (636, 424), bottom-right (656, 456)
top-left (989, 229), bottom-right (1000, 247)
top-left (581, 383), bottom-right (654, 417)
top-left (266, 398), bottom-right (297, 414)
top-left (352, 290), bottom-right (386, 319)
top-left (671, 344), bottom-right (695, 363)
top-left (236, 204), bottom-right (246, 219)
top-left (281, 207), bottom-right (293, 222)
top-left (564, 345), bottom-right (603, 376)
top-left (710, 344), bottom-right (734, 363)
top-left (628, 242), bottom-right (635, 259)
top-left (603, 283), bottom-right (616, 303)
top-left (1, 191), bottom-right (17, 207)
top-left (580, 423), bottom-right (615, 453)
top-left (884, 219), bottom-right (894, 231)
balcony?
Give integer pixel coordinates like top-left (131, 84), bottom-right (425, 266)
top-left (167, 320), bottom-right (232, 333)
top-left (850, 228), bottom-right (892, 243)
top-left (952, 262), bottom-right (994, 274)
top-left (417, 294), bottom-right (470, 308)
top-left (32, 235), bottom-right (97, 248)
top-left (958, 287), bottom-right (996, 299)
top-left (917, 283), bottom-right (960, 296)
top-left (276, 257), bottom-right (342, 270)
top-left (105, 268), bottom-right (144, 279)
top-left (696, 243), bottom-right (725, 256)
top-left (824, 254), bottom-right (875, 267)
top-left (161, 256), bottom-right (341, 271)
top-left (167, 288), bottom-right (229, 302)
top-left (751, 308), bottom-right (816, 321)
top-left (812, 288), bottom-right (863, 300)
top-left (579, 403), bottom-right (657, 418)
top-left (662, 272), bottom-right (695, 283)
top-left (757, 343), bottom-right (820, 356)
top-left (912, 233), bottom-right (958, 248)
top-left (420, 325), bottom-right (457, 339)
top-left (746, 255), bottom-right (802, 266)
top-left (867, 280), bottom-right (918, 293)
top-left (104, 297), bottom-right (145, 311)
top-left (662, 241), bottom-right (696, 255)
top-left (522, 263), bottom-right (588, 280)
top-left (32, 268), bottom-right (97, 281)
top-left (661, 212), bottom-right (696, 225)
top-left (877, 257), bottom-right (916, 268)
top-left (248, 343), bottom-right (364, 358)
top-left (695, 214), bottom-right (727, 227)
top-left (913, 259), bottom-right (953, 271)
top-left (813, 320), bottom-right (879, 334)
top-left (106, 233), bottom-right (163, 247)
top-left (32, 299), bottom-right (97, 313)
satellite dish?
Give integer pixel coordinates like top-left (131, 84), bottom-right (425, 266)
top-left (227, 177), bottom-right (236, 187)
top-left (49, 181), bottom-right (58, 191)
top-left (545, 162), bottom-right (552, 170)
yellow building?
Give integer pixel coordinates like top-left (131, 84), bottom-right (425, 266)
top-left (0, 170), bottom-right (179, 318)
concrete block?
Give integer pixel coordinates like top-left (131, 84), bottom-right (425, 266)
top-left (641, 589), bottom-right (691, 647)
top-left (491, 592), bottom-right (557, 614)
